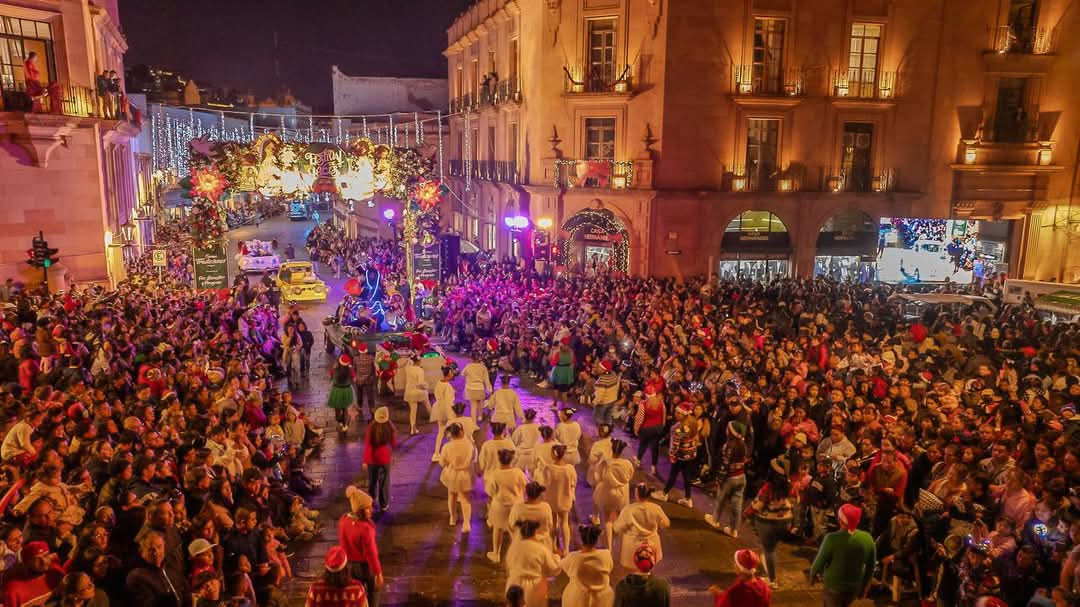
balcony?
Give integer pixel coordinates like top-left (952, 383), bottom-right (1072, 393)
top-left (988, 25), bottom-right (1057, 55)
top-left (829, 69), bottom-right (898, 103)
top-left (447, 159), bottom-right (521, 184)
top-left (554, 159), bottom-right (636, 189)
top-left (476, 78), bottom-right (522, 109)
top-left (731, 65), bottom-right (805, 97)
top-left (562, 66), bottom-right (633, 96)
top-left (449, 93), bottom-right (478, 114)
top-left (1, 80), bottom-right (102, 118)
top-left (824, 169), bottom-right (895, 193)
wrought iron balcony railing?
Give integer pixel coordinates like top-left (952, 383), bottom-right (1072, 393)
top-left (731, 65), bottom-right (805, 97)
top-left (447, 159), bottom-right (520, 184)
top-left (554, 159), bottom-right (634, 189)
top-left (449, 93), bottom-right (479, 114)
top-left (830, 68), bottom-right (898, 100)
top-left (988, 25), bottom-right (1057, 55)
top-left (563, 66), bottom-right (633, 94)
top-left (0, 80), bottom-right (105, 118)
top-left (825, 168), bottom-right (895, 193)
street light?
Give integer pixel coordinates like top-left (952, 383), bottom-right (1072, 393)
top-left (383, 208), bottom-right (396, 221)
top-left (536, 217), bottom-right (553, 230)
top-left (119, 222), bottom-right (135, 244)
top-left (503, 215), bottom-right (529, 230)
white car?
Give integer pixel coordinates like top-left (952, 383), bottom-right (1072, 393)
top-left (237, 253), bottom-right (281, 273)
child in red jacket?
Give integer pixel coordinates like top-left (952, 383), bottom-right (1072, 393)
top-left (710, 549), bottom-right (772, 607)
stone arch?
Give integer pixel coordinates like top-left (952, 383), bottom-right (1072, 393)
top-left (559, 207), bottom-right (630, 273)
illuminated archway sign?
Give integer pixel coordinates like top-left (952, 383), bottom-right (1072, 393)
top-left (559, 208), bottom-right (630, 273)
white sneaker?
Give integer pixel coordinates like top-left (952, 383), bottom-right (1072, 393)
top-left (537, 380), bottom-right (550, 389)
top-left (650, 491), bottom-right (668, 502)
top-left (721, 526), bottom-right (738, 539)
top-left (486, 551), bottom-right (500, 564)
top-left (677, 497), bottom-right (693, 508)
top-left (704, 514), bottom-right (720, 529)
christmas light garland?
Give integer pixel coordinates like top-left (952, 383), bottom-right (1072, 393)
top-left (558, 208), bottom-right (630, 272)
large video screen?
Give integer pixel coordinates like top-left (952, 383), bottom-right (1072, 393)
top-left (876, 218), bottom-right (1009, 284)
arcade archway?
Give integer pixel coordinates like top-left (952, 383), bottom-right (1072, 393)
top-left (560, 208), bottom-right (630, 274)
top-left (720, 210), bottom-right (790, 281)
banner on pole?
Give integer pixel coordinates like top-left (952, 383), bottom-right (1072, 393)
top-left (193, 246), bottom-right (229, 290)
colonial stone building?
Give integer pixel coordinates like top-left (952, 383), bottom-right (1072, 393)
top-left (0, 0), bottom-right (145, 288)
top-left (443, 0), bottom-right (1080, 281)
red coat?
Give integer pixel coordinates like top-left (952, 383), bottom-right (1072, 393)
top-left (714, 577), bottom-right (771, 607)
top-left (362, 425), bottom-right (396, 466)
top-left (303, 579), bottom-right (368, 607)
top-left (337, 515), bottom-right (382, 576)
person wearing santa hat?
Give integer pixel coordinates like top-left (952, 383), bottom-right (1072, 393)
top-left (611, 542), bottom-right (671, 607)
top-left (710, 549), bottom-right (771, 607)
top-left (592, 360), bottom-right (620, 427)
top-left (809, 503), bottom-right (876, 607)
top-left (302, 545), bottom-right (369, 607)
top-left (328, 354), bottom-right (356, 432)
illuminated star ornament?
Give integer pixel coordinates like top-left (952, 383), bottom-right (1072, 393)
top-left (190, 167), bottom-right (228, 201)
top-left (411, 179), bottom-right (443, 212)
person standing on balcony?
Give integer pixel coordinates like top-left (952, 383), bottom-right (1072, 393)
top-left (23, 52), bottom-right (44, 112)
top-left (96, 71), bottom-right (111, 118)
top-left (107, 70), bottom-right (120, 118)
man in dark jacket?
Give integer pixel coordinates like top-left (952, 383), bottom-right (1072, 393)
top-left (125, 530), bottom-right (183, 607)
top-left (613, 543), bottom-right (671, 607)
top-left (135, 500), bottom-right (188, 598)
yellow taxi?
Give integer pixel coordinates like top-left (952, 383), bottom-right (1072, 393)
top-left (275, 261), bottom-right (328, 304)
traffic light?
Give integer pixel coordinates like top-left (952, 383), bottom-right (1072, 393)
top-left (533, 232), bottom-right (550, 260)
top-left (28, 234), bottom-right (59, 269)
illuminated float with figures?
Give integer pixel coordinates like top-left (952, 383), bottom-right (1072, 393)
top-left (236, 239), bottom-right (282, 273)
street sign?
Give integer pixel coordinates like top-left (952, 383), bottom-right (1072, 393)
top-left (193, 246), bottom-right (229, 290)
top-left (413, 244), bottom-right (441, 284)
top-left (151, 249), bottom-right (167, 267)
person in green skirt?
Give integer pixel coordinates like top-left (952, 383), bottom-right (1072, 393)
top-left (328, 353), bottom-right (356, 431)
top-left (549, 337), bottom-right (576, 408)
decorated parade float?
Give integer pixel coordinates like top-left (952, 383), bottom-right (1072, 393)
top-left (236, 239), bottom-right (281, 273)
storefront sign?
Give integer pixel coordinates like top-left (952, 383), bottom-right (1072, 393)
top-left (666, 250), bottom-right (682, 255)
top-left (413, 245), bottom-right (441, 284)
top-left (193, 246), bottom-right (229, 290)
top-left (583, 226), bottom-right (611, 242)
top-left (739, 234), bottom-right (771, 242)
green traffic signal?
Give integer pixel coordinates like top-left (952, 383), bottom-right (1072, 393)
top-left (43, 259), bottom-right (51, 268)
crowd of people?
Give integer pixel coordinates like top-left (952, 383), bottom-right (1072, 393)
top-left (0, 234), bottom-right (328, 607)
top-left (424, 263), bottom-right (1080, 607)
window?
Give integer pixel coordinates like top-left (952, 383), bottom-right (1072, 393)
top-left (488, 126), bottom-right (496, 162)
top-left (471, 58), bottom-right (480, 95)
top-left (745, 119), bottom-right (779, 191)
top-left (510, 38), bottom-right (520, 87)
top-left (752, 18), bottom-right (785, 95)
top-left (0, 16), bottom-right (56, 89)
top-left (848, 24), bottom-right (881, 98)
top-left (472, 128), bottom-right (479, 162)
top-left (469, 217), bottom-right (480, 242)
top-left (841, 123), bottom-right (874, 191)
top-left (485, 223), bottom-right (497, 251)
top-left (587, 18), bottom-right (617, 90)
top-left (453, 211), bottom-right (464, 234)
top-left (725, 211), bottom-right (788, 233)
top-left (488, 49), bottom-right (496, 76)
top-left (455, 64), bottom-right (463, 97)
top-left (993, 78), bottom-right (1031, 142)
top-left (585, 117), bottom-right (616, 161)
top-left (509, 122), bottom-right (519, 165)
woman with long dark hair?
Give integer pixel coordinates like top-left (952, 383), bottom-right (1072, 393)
top-left (327, 354), bottom-right (356, 432)
top-left (363, 407), bottom-right (396, 513)
top-left (339, 486), bottom-right (383, 607)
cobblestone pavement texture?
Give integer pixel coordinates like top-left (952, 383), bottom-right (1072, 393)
top-left (233, 217), bottom-right (842, 606)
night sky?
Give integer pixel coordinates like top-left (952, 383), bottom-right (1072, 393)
top-left (118, 0), bottom-right (473, 112)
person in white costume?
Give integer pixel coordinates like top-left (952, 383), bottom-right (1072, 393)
top-left (511, 409), bottom-right (541, 474)
top-left (559, 522), bottom-right (614, 607)
top-left (553, 407), bottom-right (582, 466)
top-left (402, 355), bottom-right (429, 435)
top-left (508, 481), bottom-right (555, 551)
top-left (418, 350), bottom-right (445, 391)
top-left (587, 423), bottom-right (614, 487)
top-left (429, 366), bottom-right (456, 462)
top-left (613, 483), bottom-right (670, 570)
top-left (487, 375), bottom-right (525, 431)
top-left (541, 444), bottom-right (579, 555)
top-left (438, 422), bottom-right (477, 533)
top-left (593, 438), bottom-right (634, 550)
top-left (461, 352), bottom-right (492, 423)
top-left (484, 448), bottom-right (527, 564)
top-left (479, 422), bottom-right (515, 478)
top-left (445, 402), bottom-right (479, 444)
top-left (533, 426), bottom-right (559, 481)
top-left (504, 519), bottom-right (560, 607)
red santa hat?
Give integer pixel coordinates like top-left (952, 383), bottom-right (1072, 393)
top-left (733, 549), bottom-right (760, 574)
top-left (324, 546), bottom-right (348, 572)
top-left (838, 503), bottom-right (862, 532)
top-left (601, 360), bottom-right (613, 372)
top-left (975, 598), bottom-right (1008, 607)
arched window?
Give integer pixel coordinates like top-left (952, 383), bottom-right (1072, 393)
top-left (725, 211), bottom-right (788, 233)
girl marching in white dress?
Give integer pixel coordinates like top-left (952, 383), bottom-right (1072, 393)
top-left (479, 422), bottom-right (516, 478)
top-left (511, 409), bottom-right (541, 474)
top-left (508, 481), bottom-right (555, 551)
top-left (504, 519), bottom-right (560, 607)
top-left (402, 355), bottom-right (429, 435)
top-left (554, 407), bottom-right (582, 466)
top-left (541, 444), bottom-right (578, 555)
top-left (445, 402), bottom-right (479, 443)
top-left (612, 483), bottom-right (670, 570)
top-left (488, 375), bottom-right (525, 431)
top-left (593, 438), bottom-right (634, 550)
top-left (430, 366), bottom-right (456, 462)
top-left (484, 448), bottom-right (527, 564)
top-left (438, 422), bottom-right (477, 533)
top-left (534, 426), bottom-right (558, 481)
top-left (559, 522), bottom-right (614, 607)
top-left (462, 352), bottom-right (492, 423)
top-left (587, 423), bottom-right (614, 487)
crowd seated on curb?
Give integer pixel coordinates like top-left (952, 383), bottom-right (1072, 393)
top-left (434, 264), bottom-right (1080, 607)
top-left (0, 257), bottom-right (325, 607)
